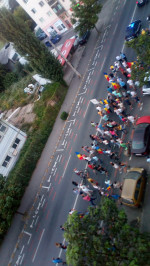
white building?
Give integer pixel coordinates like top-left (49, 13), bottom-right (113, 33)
top-left (0, 120), bottom-right (27, 177)
top-left (16, 0), bottom-right (73, 36)
top-left (0, 0), bottom-right (10, 9)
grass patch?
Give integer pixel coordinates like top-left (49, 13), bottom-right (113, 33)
top-left (0, 81), bottom-right (68, 241)
top-left (0, 73), bottom-right (35, 111)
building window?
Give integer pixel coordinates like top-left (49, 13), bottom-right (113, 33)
top-left (12, 138), bottom-right (20, 149)
top-left (31, 8), bottom-right (37, 14)
top-left (39, 1), bottom-right (44, 6)
top-left (52, 3), bottom-right (63, 13)
top-left (47, 11), bottom-right (52, 17)
top-left (23, 0), bottom-right (28, 3)
top-left (2, 155), bottom-right (11, 167)
top-left (57, 4), bottom-right (62, 10)
top-left (0, 123), bottom-right (6, 133)
top-left (39, 17), bottom-right (45, 22)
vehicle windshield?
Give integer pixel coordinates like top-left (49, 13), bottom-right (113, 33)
top-left (132, 140), bottom-right (144, 149)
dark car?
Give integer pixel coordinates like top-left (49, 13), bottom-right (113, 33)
top-left (37, 32), bottom-right (47, 41)
top-left (45, 34), bottom-right (61, 47)
top-left (131, 116), bottom-right (150, 156)
top-left (125, 20), bottom-right (141, 41)
top-left (136, 0), bottom-right (148, 7)
top-left (78, 31), bottom-right (90, 45)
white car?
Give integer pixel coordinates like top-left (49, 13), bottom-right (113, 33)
top-left (142, 75), bottom-right (150, 95)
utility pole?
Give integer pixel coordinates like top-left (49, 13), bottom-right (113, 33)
top-left (48, 39), bottom-right (82, 78)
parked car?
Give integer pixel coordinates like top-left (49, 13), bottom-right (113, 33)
top-left (136, 0), bottom-right (148, 7)
top-left (78, 31), bottom-right (90, 45)
top-left (131, 116), bottom-right (150, 156)
top-left (45, 34), bottom-right (61, 47)
top-left (142, 75), bottom-right (150, 95)
top-left (121, 168), bottom-right (146, 207)
top-left (125, 20), bottom-right (141, 41)
top-left (37, 31), bottom-right (47, 41)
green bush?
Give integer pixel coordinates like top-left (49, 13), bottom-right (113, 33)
top-left (60, 111), bottom-right (68, 120)
top-left (4, 72), bottom-right (18, 88)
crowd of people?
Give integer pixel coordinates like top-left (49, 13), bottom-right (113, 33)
top-left (52, 52), bottom-right (142, 264)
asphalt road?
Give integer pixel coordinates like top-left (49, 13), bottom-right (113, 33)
top-left (5, 0), bottom-right (150, 265)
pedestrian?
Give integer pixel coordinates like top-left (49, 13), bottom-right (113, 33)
top-left (110, 162), bottom-right (120, 169)
top-left (120, 142), bottom-right (128, 150)
top-left (81, 146), bottom-right (90, 153)
top-left (91, 155), bottom-right (100, 163)
top-left (122, 60), bottom-right (127, 68)
top-left (105, 179), bottom-right (112, 186)
top-left (91, 121), bottom-right (98, 128)
top-left (87, 177), bottom-right (98, 185)
top-left (73, 188), bottom-right (84, 195)
top-left (104, 129), bottom-right (112, 138)
top-left (109, 129), bottom-right (118, 138)
top-left (55, 243), bottom-right (67, 250)
top-left (89, 134), bottom-right (97, 141)
top-left (114, 61), bottom-right (120, 70)
top-left (96, 165), bottom-right (108, 176)
top-left (126, 67), bottom-right (131, 74)
top-left (102, 114), bottom-right (109, 121)
top-left (110, 194), bottom-right (121, 200)
top-left (72, 181), bottom-right (78, 187)
top-left (116, 55), bottom-right (123, 63)
top-left (102, 139), bottom-right (111, 147)
top-left (74, 168), bottom-right (83, 176)
top-left (52, 258), bottom-right (66, 264)
top-left (127, 115), bottom-right (135, 124)
top-left (78, 184), bottom-right (93, 195)
top-left (69, 209), bottom-right (76, 215)
top-left (112, 181), bottom-right (122, 190)
top-left (127, 79), bottom-right (135, 89)
top-left (96, 106), bottom-right (102, 112)
top-left (81, 194), bottom-right (96, 206)
top-left (120, 52), bottom-right (127, 62)
top-left (60, 225), bottom-right (65, 231)
top-left (84, 155), bottom-right (92, 162)
top-left (107, 86), bottom-right (113, 93)
top-left (124, 96), bottom-right (132, 109)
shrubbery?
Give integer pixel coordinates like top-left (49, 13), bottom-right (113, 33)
top-left (60, 111), bottom-right (68, 120)
top-left (0, 82), bottom-right (68, 241)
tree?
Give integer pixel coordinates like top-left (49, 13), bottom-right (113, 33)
top-left (71, 0), bottom-right (102, 35)
top-left (64, 198), bottom-right (150, 265)
top-left (13, 6), bottom-right (36, 31)
top-left (126, 30), bottom-right (150, 86)
top-left (0, 8), bottom-right (63, 82)
top-left (0, 64), bottom-right (9, 91)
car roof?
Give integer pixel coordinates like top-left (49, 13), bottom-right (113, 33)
top-left (121, 179), bottom-right (137, 199)
top-left (122, 169), bottom-right (143, 199)
top-left (136, 116), bottom-right (150, 125)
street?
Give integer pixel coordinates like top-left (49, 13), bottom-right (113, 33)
top-left (1, 0), bottom-right (150, 265)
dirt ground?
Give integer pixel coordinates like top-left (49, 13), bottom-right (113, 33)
top-left (2, 103), bottom-right (36, 128)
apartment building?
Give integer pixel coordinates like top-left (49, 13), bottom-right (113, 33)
top-left (0, 120), bottom-right (27, 177)
top-left (16, 0), bottom-right (73, 36)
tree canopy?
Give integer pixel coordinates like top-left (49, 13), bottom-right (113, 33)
top-left (126, 30), bottom-right (150, 86)
top-left (13, 6), bottom-right (36, 31)
top-left (64, 198), bottom-right (150, 266)
top-left (71, 0), bottom-right (102, 35)
top-left (0, 8), bottom-right (63, 82)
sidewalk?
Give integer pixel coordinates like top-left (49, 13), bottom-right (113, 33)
top-left (0, 0), bottom-right (120, 264)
